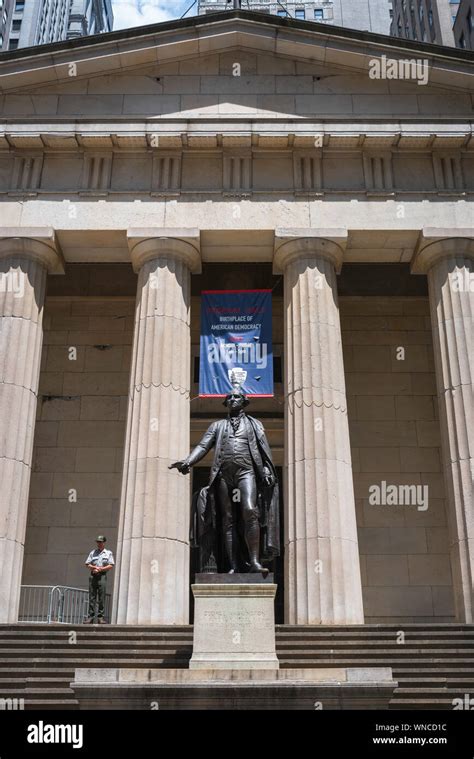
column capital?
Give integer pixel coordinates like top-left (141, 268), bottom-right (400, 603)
top-left (127, 228), bottom-right (201, 274)
top-left (273, 228), bottom-right (348, 274)
top-left (411, 229), bottom-right (474, 274)
top-left (0, 228), bottom-right (65, 274)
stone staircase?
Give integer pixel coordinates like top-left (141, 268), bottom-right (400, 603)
top-left (0, 625), bottom-right (193, 710)
top-left (0, 623), bottom-right (473, 709)
top-left (276, 624), bottom-right (474, 710)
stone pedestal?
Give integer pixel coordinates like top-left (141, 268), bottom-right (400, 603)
top-left (0, 232), bottom-right (63, 623)
top-left (190, 574), bottom-right (279, 670)
top-left (413, 236), bottom-right (474, 622)
top-left (113, 230), bottom-right (200, 625)
top-left (72, 667), bottom-right (397, 710)
top-left (274, 232), bottom-right (364, 625)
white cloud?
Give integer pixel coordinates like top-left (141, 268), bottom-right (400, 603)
top-left (112, 1), bottom-right (195, 31)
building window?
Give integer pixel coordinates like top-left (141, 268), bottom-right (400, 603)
top-left (459, 32), bottom-right (465, 47)
top-left (277, 10), bottom-right (287, 17)
top-left (0, 34), bottom-right (3, 47)
top-left (468, 10), bottom-right (473, 32)
top-left (295, 9), bottom-right (305, 20)
top-left (14, 0), bottom-right (24, 10)
top-left (428, 9), bottom-right (433, 26)
top-left (314, 9), bottom-right (324, 21)
top-left (9, 39), bottom-right (19, 49)
top-left (12, 19), bottom-right (22, 31)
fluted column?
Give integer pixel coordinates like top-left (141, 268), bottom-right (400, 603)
top-left (274, 234), bottom-right (364, 624)
top-left (413, 237), bottom-right (474, 622)
top-left (114, 231), bottom-right (200, 624)
top-left (0, 232), bottom-right (64, 623)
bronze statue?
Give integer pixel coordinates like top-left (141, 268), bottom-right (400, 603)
top-left (170, 390), bottom-right (280, 574)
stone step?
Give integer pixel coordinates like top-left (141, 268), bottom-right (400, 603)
top-left (0, 677), bottom-right (73, 689)
top-left (8, 635), bottom-right (474, 654)
top-left (395, 675), bottom-right (474, 690)
top-left (278, 658), bottom-right (474, 667)
top-left (0, 647), bottom-right (192, 657)
top-left (0, 630), bottom-right (194, 639)
top-left (274, 639), bottom-right (474, 656)
top-left (0, 688), bottom-right (75, 697)
top-left (0, 625), bottom-right (192, 632)
top-left (276, 651), bottom-right (474, 660)
top-left (0, 669), bottom-right (75, 678)
top-left (22, 700), bottom-right (79, 710)
top-left (0, 658), bottom-right (190, 668)
top-left (0, 639), bottom-right (192, 656)
top-left (275, 628), bottom-right (474, 634)
top-left (276, 625), bottom-right (474, 645)
top-left (388, 700), bottom-right (456, 710)
top-left (2, 642), bottom-right (469, 654)
top-left (394, 687), bottom-right (474, 696)
top-left (2, 623), bottom-right (472, 634)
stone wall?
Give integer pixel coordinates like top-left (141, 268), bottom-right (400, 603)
top-left (22, 297), bottom-right (133, 591)
top-left (341, 296), bottom-right (454, 622)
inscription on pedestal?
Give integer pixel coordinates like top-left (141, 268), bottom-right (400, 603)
top-left (190, 578), bottom-right (279, 670)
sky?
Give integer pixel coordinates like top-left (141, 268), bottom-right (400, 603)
top-left (111, 1), bottom-right (198, 30)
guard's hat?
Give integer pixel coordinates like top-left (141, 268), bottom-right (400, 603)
top-left (96, 535), bottom-right (106, 542)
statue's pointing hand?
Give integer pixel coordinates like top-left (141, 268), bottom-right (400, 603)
top-left (169, 460), bottom-right (191, 475)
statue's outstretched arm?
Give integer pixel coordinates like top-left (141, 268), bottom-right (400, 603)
top-left (169, 423), bottom-right (217, 474)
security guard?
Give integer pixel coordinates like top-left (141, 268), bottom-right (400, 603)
top-left (84, 535), bottom-right (114, 624)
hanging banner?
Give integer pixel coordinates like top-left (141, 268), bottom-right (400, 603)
top-left (199, 289), bottom-right (273, 397)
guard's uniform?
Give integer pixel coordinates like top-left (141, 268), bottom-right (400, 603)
top-left (84, 547), bottom-right (114, 620)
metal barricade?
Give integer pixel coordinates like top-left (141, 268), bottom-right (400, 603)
top-left (19, 585), bottom-right (111, 624)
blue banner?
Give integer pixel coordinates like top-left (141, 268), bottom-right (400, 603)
top-left (199, 289), bottom-right (273, 397)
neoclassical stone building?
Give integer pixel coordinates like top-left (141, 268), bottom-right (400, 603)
top-left (0, 10), bottom-right (472, 627)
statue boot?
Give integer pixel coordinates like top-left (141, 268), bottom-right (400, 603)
top-left (245, 518), bottom-right (267, 573)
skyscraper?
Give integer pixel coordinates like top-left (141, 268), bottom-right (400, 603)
top-left (0, 0), bottom-right (15, 51)
top-left (390, 0), bottom-right (460, 45)
top-left (198, 0), bottom-right (393, 35)
top-left (67, 0), bottom-right (114, 40)
top-left (1, 0), bottom-right (113, 51)
top-left (453, 0), bottom-right (474, 48)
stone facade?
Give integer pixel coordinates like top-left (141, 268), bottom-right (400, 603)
top-left (0, 12), bottom-right (472, 625)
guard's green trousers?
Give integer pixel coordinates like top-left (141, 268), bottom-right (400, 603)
top-left (88, 573), bottom-right (107, 619)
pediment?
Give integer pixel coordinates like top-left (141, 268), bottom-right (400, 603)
top-left (0, 46), bottom-right (473, 123)
top-left (0, 12), bottom-right (473, 107)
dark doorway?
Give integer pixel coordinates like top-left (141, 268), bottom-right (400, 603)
top-left (189, 466), bottom-right (284, 623)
